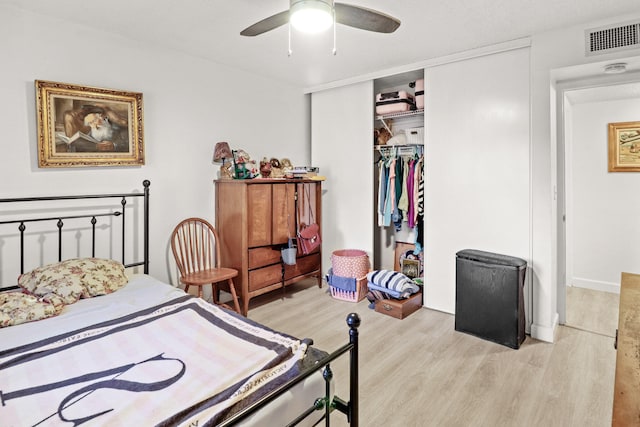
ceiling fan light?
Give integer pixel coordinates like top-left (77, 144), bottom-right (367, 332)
top-left (290, 1), bottom-right (333, 34)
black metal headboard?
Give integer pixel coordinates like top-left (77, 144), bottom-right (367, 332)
top-left (0, 180), bottom-right (150, 291)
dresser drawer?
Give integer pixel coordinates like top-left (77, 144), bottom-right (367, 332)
top-left (285, 253), bottom-right (321, 279)
top-left (248, 247), bottom-right (282, 269)
top-left (248, 263), bottom-right (282, 292)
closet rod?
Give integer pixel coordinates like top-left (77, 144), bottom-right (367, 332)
top-left (375, 144), bottom-right (424, 156)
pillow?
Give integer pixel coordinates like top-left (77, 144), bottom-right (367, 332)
top-left (18, 262), bottom-right (85, 304)
top-left (18, 258), bottom-right (129, 304)
top-left (0, 292), bottom-right (65, 328)
top-left (64, 258), bottom-right (129, 297)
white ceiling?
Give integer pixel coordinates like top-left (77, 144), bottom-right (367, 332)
top-left (6, 0), bottom-right (640, 89)
top-left (566, 81), bottom-right (640, 104)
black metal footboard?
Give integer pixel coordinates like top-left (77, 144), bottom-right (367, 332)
top-left (218, 313), bottom-right (361, 427)
top-left (0, 180), bottom-right (150, 291)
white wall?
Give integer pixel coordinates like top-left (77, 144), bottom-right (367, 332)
top-left (568, 97), bottom-right (640, 292)
top-left (530, 13), bottom-right (640, 341)
top-left (0, 5), bottom-right (309, 285)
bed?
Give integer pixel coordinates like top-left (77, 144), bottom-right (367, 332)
top-left (0, 180), bottom-right (360, 426)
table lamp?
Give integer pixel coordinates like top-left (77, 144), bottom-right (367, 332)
top-left (213, 141), bottom-right (233, 179)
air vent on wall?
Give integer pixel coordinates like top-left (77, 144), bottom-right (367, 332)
top-left (585, 21), bottom-right (640, 56)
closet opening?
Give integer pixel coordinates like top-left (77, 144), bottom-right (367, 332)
top-left (372, 69), bottom-right (425, 282)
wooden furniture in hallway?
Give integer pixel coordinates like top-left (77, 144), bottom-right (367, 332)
top-left (612, 272), bottom-right (640, 426)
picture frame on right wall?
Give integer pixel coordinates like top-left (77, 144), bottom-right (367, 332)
top-left (608, 121), bottom-right (640, 172)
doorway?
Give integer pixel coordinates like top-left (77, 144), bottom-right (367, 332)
top-left (556, 67), bottom-right (640, 336)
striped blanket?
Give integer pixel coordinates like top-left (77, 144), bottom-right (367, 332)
top-left (0, 295), bottom-right (310, 426)
top-left (366, 270), bottom-right (420, 296)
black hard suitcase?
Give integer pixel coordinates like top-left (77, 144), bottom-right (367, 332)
top-left (455, 249), bottom-right (527, 349)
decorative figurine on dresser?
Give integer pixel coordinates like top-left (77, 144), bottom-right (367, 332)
top-left (215, 179), bottom-right (322, 315)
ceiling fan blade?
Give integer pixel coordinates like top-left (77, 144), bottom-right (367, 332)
top-left (334, 3), bottom-right (400, 33)
top-left (240, 10), bottom-right (289, 36)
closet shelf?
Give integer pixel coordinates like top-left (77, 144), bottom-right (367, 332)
top-left (376, 108), bottom-right (425, 136)
top-left (375, 109), bottom-right (424, 121)
top-left (375, 144), bottom-right (424, 156)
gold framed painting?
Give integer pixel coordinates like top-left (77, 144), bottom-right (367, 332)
top-left (35, 80), bottom-right (144, 168)
top-left (608, 121), bottom-right (640, 172)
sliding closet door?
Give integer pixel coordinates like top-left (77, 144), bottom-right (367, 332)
top-left (311, 81), bottom-right (374, 270)
top-left (425, 47), bottom-right (531, 315)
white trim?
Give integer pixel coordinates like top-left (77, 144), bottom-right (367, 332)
top-left (570, 279), bottom-right (621, 294)
top-left (303, 37), bottom-right (532, 94)
top-left (554, 69), bottom-right (640, 325)
top-left (530, 312), bottom-right (559, 343)
top-left (526, 46), bottom-right (534, 335)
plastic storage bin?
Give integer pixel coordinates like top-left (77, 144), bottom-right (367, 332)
top-left (404, 127), bottom-right (424, 145)
top-left (455, 249), bottom-right (527, 349)
top-left (326, 269), bottom-right (368, 302)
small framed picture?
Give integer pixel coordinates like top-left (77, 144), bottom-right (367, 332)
top-left (35, 80), bottom-right (144, 168)
top-left (608, 121), bottom-right (640, 172)
top-left (394, 241), bottom-right (423, 278)
top-left (401, 258), bottom-right (420, 279)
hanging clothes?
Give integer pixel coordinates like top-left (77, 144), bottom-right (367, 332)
top-left (377, 159), bottom-right (387, 227)
top-left (388, 156), bottom-right (396, 216)
top-left (413, 155), bottom-right (424, 226)
top-left (381, 157), bottom-right (394, 227)
top-left (392, 156), bottom-right (403, 231)
top-left (397, 157), bottom-right (410, 218)
top-left (406, 158), bottom-right (416, 229)
top-left (415, 158), bottom-right (424, 251)
top-left (375, 148), bottom-right (424, 235)
top-left (416, 159), bottom-right (424, 217)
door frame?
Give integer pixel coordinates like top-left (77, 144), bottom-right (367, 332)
top-left (555, 70), bottom-right (640, 324)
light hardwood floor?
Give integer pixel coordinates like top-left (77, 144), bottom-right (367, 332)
top-left (565, 285), bottom-right (619, 338)
top-left (247, 280), bottom-right (617, 427)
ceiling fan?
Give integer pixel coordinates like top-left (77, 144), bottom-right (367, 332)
top-left (240, 0), bottom-right (401, 37)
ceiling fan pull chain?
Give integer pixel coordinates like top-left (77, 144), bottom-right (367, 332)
top-left (332, 9), bottom-right (337, 55)
top-left (288, 23), bottom-right (293, 57)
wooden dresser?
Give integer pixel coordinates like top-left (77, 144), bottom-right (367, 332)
top-left (612, 272), bottom-right (640, 426)
top-left (215, 179), bottom-right (322, 315)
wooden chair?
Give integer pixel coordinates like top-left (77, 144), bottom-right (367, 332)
top-left (171, 217), bottom-right (241, 314)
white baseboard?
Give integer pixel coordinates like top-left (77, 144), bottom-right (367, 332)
top-left (530, 312), bottom-right (559, 343)
top-left (571, 277), bottom-right (620, 294)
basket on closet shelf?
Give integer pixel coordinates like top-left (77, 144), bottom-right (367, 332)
top-left (404, 127), bottom-right (424, 145)
top-left (326, 269), bottom-right (368, 302)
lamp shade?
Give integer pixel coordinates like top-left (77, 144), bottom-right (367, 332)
top-left (213, 142), bottom-right (232, 163)
top-left (290, 0), bottom-right (333, 33)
